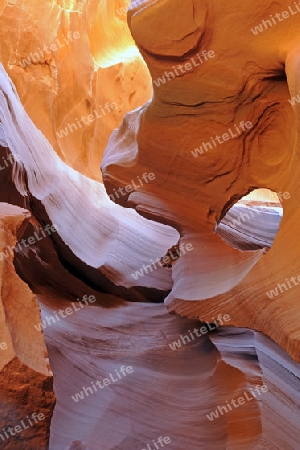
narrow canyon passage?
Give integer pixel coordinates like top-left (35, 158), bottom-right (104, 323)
top-left (0, 1), bottom-right (300, 449)
top-left (39, 295), bottom-right (300, 450)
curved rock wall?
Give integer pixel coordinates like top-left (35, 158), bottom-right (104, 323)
top-left (0, 203), bottom-right (54, 450)
top-left (0, 0), bottom-right (152, 180)
top-left (0, 0), bottom-right (300, 449)
top-left (102, 0), bottom-right (300, 362)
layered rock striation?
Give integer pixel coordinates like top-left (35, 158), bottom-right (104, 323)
top-left (102, 0), bottom-right (300, 362)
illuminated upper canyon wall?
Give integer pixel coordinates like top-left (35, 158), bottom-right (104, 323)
top-left (0, 0), bottom-right (152, 181)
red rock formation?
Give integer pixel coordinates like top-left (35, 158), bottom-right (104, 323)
top-left (0, 0), bottom-right (300, 449)
top-left (102, 0), bottom-right (300, 362)
top-left (0, 203), bottom-right (55, 449)
top-left (0, 0), bottom-right (152, 181)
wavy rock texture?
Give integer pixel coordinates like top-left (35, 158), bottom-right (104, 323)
top-left (0, 64), bottom-right (177, 297)
top-left (43, 299), bottom-right (300, 450)
top-left (0, 0), bottom-right (300, 449)
top-left (102, 0), bottom-right (300, 362)
top-left (0, 0), bottom-right (152, 181)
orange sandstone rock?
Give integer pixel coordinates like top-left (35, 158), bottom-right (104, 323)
top-left (102, 0), bottom-right (300, 362)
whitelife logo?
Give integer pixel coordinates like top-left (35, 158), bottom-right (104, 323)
top-left (250, 2), bottom-right (300, 35)
top-left (20, 32), bottom-right (80, 68)
top-left (34, 295), bottom-right (96, 332)
top-left (0, 153), bottom-right (21, 170)
top-left (0, 412), bottom-right (45, 443)
top-left (266, 274), bottom-right (300, 298)
top-left (116, 0), bottom-right (145, 17)
top-left (0, 342), bottom-right (7, 351)
top-left (226, 191), bottom-right (289, 229)
top-left (131, 243), bottom-right (193, 280)
top-left (71, 366), bottom-right (134, 402)
top-left (288, 89), bottom-right (300, 106)
top-left (141, 436), bottom-right (172, 450)
top-left (206, 385), bottom-right (268, 421)
top-left (191, 121), bottom-right (253, 157)
top-left (56, 101), bottom-right (119, 138)
top-left (153, 50), bottom-right (215, 87)
top-left (168, 314), bottom-right (231, 350)
top-left (0, 224), bottom-right (58, 262)
top-left (106, 172), bottom-right (156, 204)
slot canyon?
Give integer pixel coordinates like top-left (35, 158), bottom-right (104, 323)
top-left (0, 0), bottom-right (300, 448)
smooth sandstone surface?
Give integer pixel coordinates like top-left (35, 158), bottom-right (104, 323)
top-left (0, 0), bottom-right (300, 449)
top-left (0, 0), bottom-right (152, 181)
top-left (43, 298), bottom-right (300, 450)
top-left (102, 0), bottom-right (300, 362)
